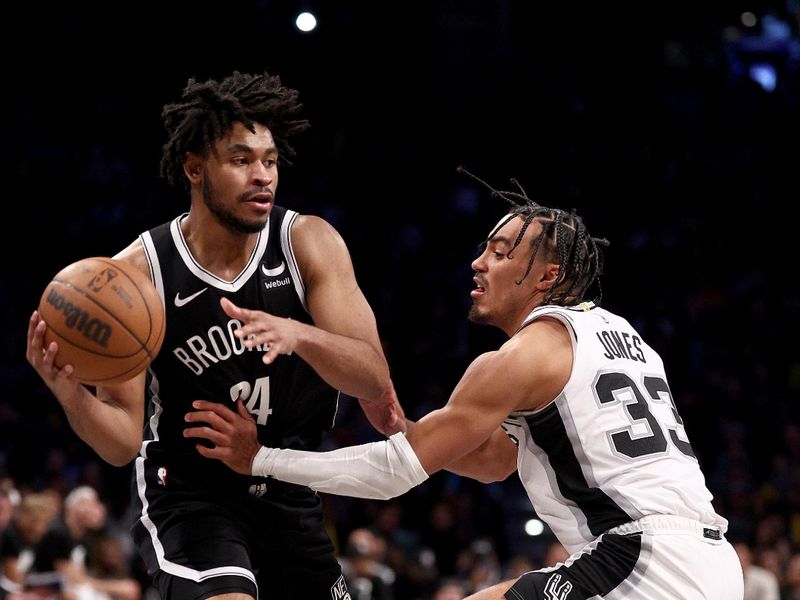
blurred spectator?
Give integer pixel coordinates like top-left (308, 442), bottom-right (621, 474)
top-left (0, 487), bottom-right (15, 534)
top-left (28, 486), bottom-right (139, 600)
top-left (0, 492), bottom-right (59, 597)
top-left (431, 578), bottom-right (467, 600)
top-left (503, 555), bottom-right (535, 580)
top-left (339, 528), bottom-right (395, 600)
top-left (734, 542), bottom-right (780, 600)
top-left (455, 538), bottom-right (501, 595)
top-left (784, 553), bottom-right (800, 600)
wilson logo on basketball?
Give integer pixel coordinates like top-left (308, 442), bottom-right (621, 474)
top-left (45, 289), bottom-right (113, 348)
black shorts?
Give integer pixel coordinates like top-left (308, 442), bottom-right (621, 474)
top-left (131, 459), bottom-right (348, 600)
top-left (505, 534), bottom-right (640, 600)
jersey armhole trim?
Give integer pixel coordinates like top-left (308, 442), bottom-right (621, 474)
top-left (140, 231), bottom-right (165, 305)
top-left (281, 210), bottom-right (308, 312)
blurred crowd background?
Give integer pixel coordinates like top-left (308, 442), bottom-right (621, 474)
top-left (2, 1), bottom-right (800, 598)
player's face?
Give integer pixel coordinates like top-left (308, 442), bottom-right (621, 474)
top-left (468, 215), bottom-right (547, 333)
top-left (202, 122), bottom-right (279, 234)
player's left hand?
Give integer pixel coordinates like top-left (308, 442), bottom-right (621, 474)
top-left (221, 297), bottom-right (300, 364)
top-left (358, 381), bottom-right (408, 436)
top-left (184, 400), bottom-right (261, 475)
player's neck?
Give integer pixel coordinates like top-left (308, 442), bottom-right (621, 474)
top-left (180, 212), bottom-right (259, 279)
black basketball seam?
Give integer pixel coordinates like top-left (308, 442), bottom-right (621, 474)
top-left (82, 353), bottom-right (152, 385)
top-left (92, 257), bottom-right (163, 361)
top-left (44, 326), bottom-right (142, 360)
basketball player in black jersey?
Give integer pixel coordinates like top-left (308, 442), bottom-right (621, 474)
top-left (26, 71), bottom-right (402, 600)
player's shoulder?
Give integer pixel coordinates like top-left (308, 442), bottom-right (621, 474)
top-left (112, 239), bottom-right (150, 280)
top-left (291, 213), bottom-right (340, 239)
top-left (499, 320), bottom-right (573, 407)
top-left (290, 213), bottom-right (349, 263)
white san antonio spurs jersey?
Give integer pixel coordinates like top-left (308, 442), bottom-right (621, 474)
top-left (504, 302), bottom-right (726, 554)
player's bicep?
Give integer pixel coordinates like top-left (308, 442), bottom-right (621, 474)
top-left (292, 217), bottom-right (381, 344)
top-left (407, 353), bottom-right (517, 475)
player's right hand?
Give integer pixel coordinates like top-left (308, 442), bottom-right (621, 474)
top-left (25, 311), bottom-right (82, 401)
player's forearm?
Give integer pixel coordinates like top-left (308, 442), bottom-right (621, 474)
top-left (251, 432), bottom-right (429, 499)
top-left (294, 324), bottom-right (390, 399)
top-left (59, 390), bottom-right (142, 466)
top-left (444, 428), bottom-right (518, 483)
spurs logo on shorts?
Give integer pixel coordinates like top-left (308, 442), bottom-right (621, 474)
top-left (544, 573), bottom-right (573, 599)
top-left (248, 482), bottom-right (267, 497)
top-left (330, 574), bottom-right (351, 600)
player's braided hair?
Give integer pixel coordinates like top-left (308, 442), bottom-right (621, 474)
top-left (458, 166), bottom-right (609, 306)
top-left (160, 71), bottom-right (310, 188)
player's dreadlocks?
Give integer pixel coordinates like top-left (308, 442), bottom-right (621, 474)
top-left (160, 71), bottom-right (310, 189)
top-left (458, 166), bottom-right (610, 306)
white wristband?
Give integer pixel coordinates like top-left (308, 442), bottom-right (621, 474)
top-left (251, 432), bottom-right (429, 500)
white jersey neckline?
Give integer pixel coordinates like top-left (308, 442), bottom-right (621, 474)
top-left (168, 213), bottom-right (270, 292)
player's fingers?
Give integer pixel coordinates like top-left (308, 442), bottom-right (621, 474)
top-left (194, 444), bottom-right (221, 459)
top-left (261, 344), bottom-right (279, 365)
top-left (240, 333), bottom-right (271, 349)
top-left (185, 409), bottom-right (232, 431)
top-left (235, 324), bottom-right (272, 342)
top-left (26, 311), bottom-right (39, 346)
top-left (236, 399), bottom-right (255, 422)
top-left (222, 298), bottom-right (266, 325)
top-left (191, 401), bottom-right (236, 422)
top-left (195, 444), bottom-right (211, 458)
top-left (220, 297), bottom-right (248, 319)
top-left (28, 320), bottom-right (47, 356)
top-left (183, 426), bottom-right (228, 446)
top-left (55, 364), bottom-right (75, 380)
top-left (41, 341), bottom-right (59, 369)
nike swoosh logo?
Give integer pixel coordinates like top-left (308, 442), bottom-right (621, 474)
top-left (174, 288), bottom-right (208, 307)
top-left (261, 261), bottom-right (286, 277)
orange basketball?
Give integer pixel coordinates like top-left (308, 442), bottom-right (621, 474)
top-left (37, 257), bottom-right (165, 385)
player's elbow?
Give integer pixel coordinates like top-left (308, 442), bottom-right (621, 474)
top-left (475, 465), bottom-right (516, 484)
top-left (101, 440), bottom-right (141, 467)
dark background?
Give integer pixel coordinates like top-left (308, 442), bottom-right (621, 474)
top-left (2, 0), bottom-right (800, 593)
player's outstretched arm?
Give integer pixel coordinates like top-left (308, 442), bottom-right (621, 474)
top-left (185, 348), bottom-right (523, 498)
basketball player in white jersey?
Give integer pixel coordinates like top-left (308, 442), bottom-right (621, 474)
top-left (186, 171), bottom-right (744, 599)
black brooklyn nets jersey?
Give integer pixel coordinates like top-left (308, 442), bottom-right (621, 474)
top-left (137, 206), bottom-right (339, 495)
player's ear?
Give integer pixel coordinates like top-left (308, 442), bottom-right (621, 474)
top-left (537, 263), bottom-right (560, 289)
top-left (183, 152), bottom-right (204, 184)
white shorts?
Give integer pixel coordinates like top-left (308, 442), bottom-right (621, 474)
top-left (506, 515), bottom-right (744, 600)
